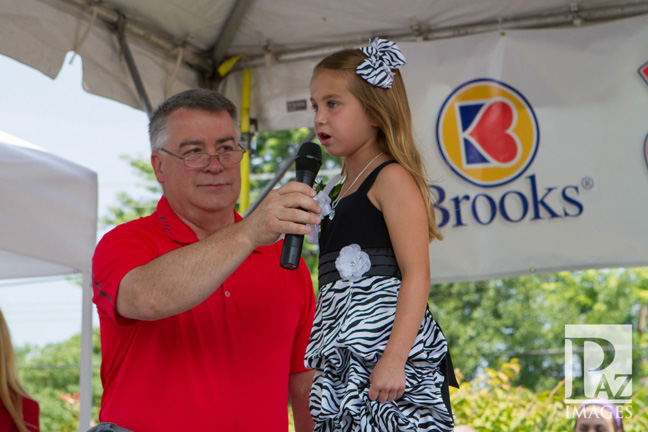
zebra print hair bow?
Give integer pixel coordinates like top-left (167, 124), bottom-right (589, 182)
top-left (356, 38), bottom-right (407, 89)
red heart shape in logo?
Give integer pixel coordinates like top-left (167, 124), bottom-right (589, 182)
top-left (468, 101), bottom-right (518, 164)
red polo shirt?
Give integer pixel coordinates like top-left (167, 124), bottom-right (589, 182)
top-left (92, 197), bottom-right (315, 432)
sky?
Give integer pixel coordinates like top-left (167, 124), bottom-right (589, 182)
top-left (0, 52), bottom-right (152, 347)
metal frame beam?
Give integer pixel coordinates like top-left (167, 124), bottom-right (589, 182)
top-left (53, 0), bottom-right (211, 73)
top-left (233, 1), bottom-right (648, 69)
top-left (211, 0), bottom-right (255, 65)
top-left (114, 13), bottom-right (153, 118)
top-left (51, 0), bottom-right (648, 82)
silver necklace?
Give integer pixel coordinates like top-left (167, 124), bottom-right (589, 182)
top-left (329, 152), bottom-right (384, 220)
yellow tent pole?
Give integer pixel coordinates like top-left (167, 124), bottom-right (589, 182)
top-left (217, 55), bottom-right (241, 77)
top-left (238, 68), bottom-right (251, 213)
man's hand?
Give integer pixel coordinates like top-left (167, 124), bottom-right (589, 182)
top-left (368, 354), bottom-right (406, 403)
top-left (241, 181), bottom-right (321, 248)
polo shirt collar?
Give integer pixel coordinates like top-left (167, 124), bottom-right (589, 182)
top-left (156, 196), bottom-right (241, 245)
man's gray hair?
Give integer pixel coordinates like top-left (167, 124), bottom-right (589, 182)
top-left (148, 89), bottom-right (239, 152)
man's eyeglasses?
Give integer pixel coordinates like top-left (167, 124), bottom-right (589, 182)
top-left (160, 146), bottom-right (246, 168)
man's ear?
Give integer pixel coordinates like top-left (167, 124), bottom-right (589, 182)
top-left (151, 152), bottom-right (165, 184)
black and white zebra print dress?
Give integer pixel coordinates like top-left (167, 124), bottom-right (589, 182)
top-left (305, 161), bottom-right (456, 432)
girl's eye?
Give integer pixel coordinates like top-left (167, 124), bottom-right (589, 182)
top-left (327, 101), bottom-right (338, 108)
top-left (311, 104), bottom-right (318, 112)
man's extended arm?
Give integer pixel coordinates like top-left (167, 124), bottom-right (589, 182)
top-left (116, 182), bottom-right (320, 321)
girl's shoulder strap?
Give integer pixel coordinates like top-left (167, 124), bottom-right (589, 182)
top-left (358, 160), bottom-right (397, 194)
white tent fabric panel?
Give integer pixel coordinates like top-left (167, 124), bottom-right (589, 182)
top-left (219, 58), bottom-right (320, 132)
top-left (0, 0), bottom-right (202, 113)
top-left (2, 0), bottom-right (648, 119)
top-left (0, 139), bottom-right (98, 278)
top-left (0, 252), bottom-right (75, 279)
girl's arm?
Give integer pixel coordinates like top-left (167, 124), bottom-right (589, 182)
top-left (367, 162), bottom-right (432, 402)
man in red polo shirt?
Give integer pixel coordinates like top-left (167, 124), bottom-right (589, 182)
top-left (92, 89), bottom-right (321, 431)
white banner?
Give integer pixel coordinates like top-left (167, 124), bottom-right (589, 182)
top-left (402, 15), bottom-right (648, 282)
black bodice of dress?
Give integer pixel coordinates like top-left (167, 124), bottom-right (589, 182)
top-left (319, 160), bottom-right (396, 256)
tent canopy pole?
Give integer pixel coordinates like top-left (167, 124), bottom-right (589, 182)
top-left (114, 13), bottom-right (153, 118)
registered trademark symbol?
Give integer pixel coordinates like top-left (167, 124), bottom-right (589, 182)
top-left (581, 176), bottom-right (594, 190)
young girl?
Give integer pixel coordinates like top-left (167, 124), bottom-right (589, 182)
top-left (305, 38), bottom-right (457, 431)
top-left (0, 309), bottom-right (39, 432)
top-left (574, 401), bottom-right (624, 432)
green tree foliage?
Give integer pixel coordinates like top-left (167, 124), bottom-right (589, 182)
top-left (451, 360), bottom-right (648, 432)
top-left (99, 155), bottom-right (160, 227)
top-left (431, 268), bottom-right (648, 392)
top-left (15, 328), bottom-right (102, 431)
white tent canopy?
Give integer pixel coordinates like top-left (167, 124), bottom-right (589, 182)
top-left (2, 0), bottom-right (648, 126)
top-left (0, 133), bottom-right (97, 432)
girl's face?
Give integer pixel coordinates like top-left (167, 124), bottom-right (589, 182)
top-left (310, 69), bottom-right (379, 158)
top-left (575, 405), bottom-right (617, 432)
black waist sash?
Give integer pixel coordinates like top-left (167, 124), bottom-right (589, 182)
top-left (318, 247), bottom-right (401, 287)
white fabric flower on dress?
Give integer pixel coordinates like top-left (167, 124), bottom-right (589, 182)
top-left (307, 191), bottom-right (334, 243)
top-left (335, 244), bottom-right (371, 282)
top-left (306, 227), bottom-right (319, 244)
top-left (314, 191), bottom-right (332, 218)
top-left (306, 175), bottom-right (342, 244)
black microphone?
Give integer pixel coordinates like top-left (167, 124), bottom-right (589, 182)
top-left (280, 142), bottom-right (322, 270)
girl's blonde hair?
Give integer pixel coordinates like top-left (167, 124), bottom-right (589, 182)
top-left (314, 48), bottom-right (443, 242)
top-left (0, 309), bottom-right (32, 432)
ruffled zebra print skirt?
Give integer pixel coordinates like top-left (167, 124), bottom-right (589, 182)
top-left (305, 276), bottom-right (455, 432)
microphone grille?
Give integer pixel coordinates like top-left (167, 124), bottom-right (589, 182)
top-left (295, 142), bottom-right (322, 172)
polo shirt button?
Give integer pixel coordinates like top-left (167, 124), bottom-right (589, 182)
top-left (224, 291), bottom-right (231, 297)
